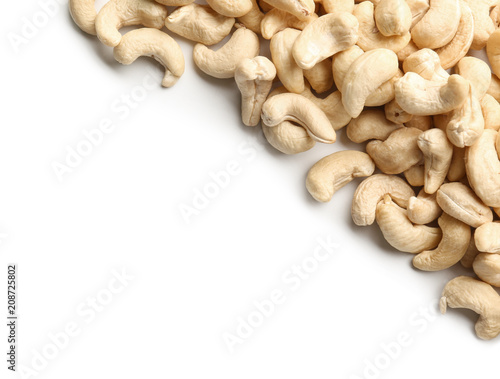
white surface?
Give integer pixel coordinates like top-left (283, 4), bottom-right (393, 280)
top-left (1, 1), bottom-right (499, 379)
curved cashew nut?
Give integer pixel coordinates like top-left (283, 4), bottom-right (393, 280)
top-left (347, 109), bottom-right (402, 143)
top-left (165, 3), bottom-right (235, 45)
top-left (366, 127), bottom-right (423, 174)
top-left (488, 74), bottom-right (500, 103)
top-left (397, 40), bottom-right (419, 62)
top-left (270, 28), bottom-right (304, 94)
top-left (474, 253), bottom-right (500, 287)
top-left (436, 182), bottom-right (494, 227)
top-left (292, 12), bottom-right (359, 70)
top-left (374, 0), bottom-right (412, 37)
top-left (341, 49), bottom-right (399, 118)
top-left (402, 48), bottom-right (449, 82)
top-left (465, 0), bottom-right (498, 50)
top-left (352, 174), bottom-right (415, 226)
top-left (440, 276), bottom-right (500, 340)
top-left (354, 1), bottom-right (411, 52)
top-left (237, 0), bottom-right (265, 34)
top-left (306, 151), bottom-right (375, 202)
top-left (411, 0), bottom-right (461, 49)
top-left (384, 99), bottom-right (413, 124)
top-left (96, 0), bottom-right (168, 47)
top-left (206, 0), bottom-right (253, 17)
top-left (408, 189), bottom-right (442, 225)
top-left (262, 121), bottom-right (316, 154)
top-left (69, 0), bottom-right (97, 35)
top-left (113, 29), bottom-right (185, 88)
top-left (404, 164), bottom-right (425, 187)
top-left (435, 1), bottom-right (474, 70)
top-left (418, 128), bottom-right (453, 194)
top-left (376, 195), bottom-right (442, 254)
top-left (487, 29), bottom-right (500, 79)
top-left (405, 115), bottom-right (432, 131)
top-left (394, 73), bottom-right (469, 116)
top-left (407, 0), bottom-right (430, 28)
top-left (475, 222), bottom-right (500, 254)
top-left (263, 0), bottom-right (316, 20)
top-left (447, 146), bottom-right (466, 181)
top-left (481, 94), bottom-right (500, 131)
top-left (261, 8), bottom-right (317, 40)
top-left (461, 238), bottom-right (481, 268)
top-left (193, 27), bottom-right (260, 79)
top-left (466, 129), bottom-right (500, 207)
top-left (261, 93), bottom-right (336, 143)
top-left (364, 70), bottom-right (402, 107)
top-left (303, 59), bottom-right (334, 94)
top-left (322, 0), bottom-right (355, 13)
top-left (235, 57), bottom-right (276, 127)
top-left (456, 57), bottom-right (492, 99)
top-left (413, 213), bottom-right (470, 271)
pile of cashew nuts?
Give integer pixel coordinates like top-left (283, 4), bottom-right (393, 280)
top-left (70, 0), bottom-right (500, 340)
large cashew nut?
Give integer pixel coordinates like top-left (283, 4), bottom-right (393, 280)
top-left (113, 28), bottom-right (185, 88)
top-left (475, 222), bottom-right (500, 254)
top-left (322, 0), bottom-right (355, 13)
top-left (206, 0), bottom-right (253, 18)
top-left (374, 0), bottom-right (412, 37)
top-left (69, 0), bottom-right (97, 35)
top-left (271, 28), bottom-right (304, 94)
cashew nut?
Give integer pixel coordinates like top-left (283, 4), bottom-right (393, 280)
top-left (69, 0), bottom-right (97, 35)
top-left (165, 3), bottom-right (235, 45)
top-left (397, 39), bottom-right (419, 61)
top-left (405, 115), bottom-right (433, 131)
top-left (407, 0), bottom-right (430, 28)
top-left (374, 0), bottom-right (412, 37)
top-left (385, 99), bottom-right (413, 124)
top-left (404, 164), bottom-right (425, 187)
top-left (270, 28), bottom-right (304, 93)
top-left (322, 0), bottom-right (355, 13)
top-left (263, 0), bottom-right (316, 20)
top-left (481, 94), bottom-right (500, 131)
top-left (261, 8), bottom-right (317, 39)
top-left (263, 121), bottom-right (316, 154)
top-left (95, 0), bottom-right (168, 47)
top-left (206, 0), bottom-right (253, 18)
top-left (440, 276), bottom-right (500, 340)
top-left (475, 222), bottom-right (500, 254)
top-left (237, 0), bottom-right (265, 34)
top-left (113, 29), bottom-right (185, 88)
top-left (376, 195), bottom-right (442, 254)
top-left (235, 57), bottom-right (276, 127)
top-left (461, 238), bottom-right (481, 269)
top-left (303, 59), bottom-right (334, 93)
top-left (488, 74), bottom-right (500, 102)
top-left (300, 86), bottom-right (352, 130)
top-left (447, 146), bottom-right (466, 181)
top-left (456, 56), bottom-right (492, 99)
top-left (402, 48), bottom-right (449, 82)
top-left (292, 12), bottom-right (359, 70)
top-left (413, 213), bottom-right (470, 271)
top-left (474, 253), bottom-right (500, 287)
top-left (306, 151), bottom-right (376, 202)
top-left (154, 0), bottom-right (193, 5)
top-left (487, 29), bottom-right (500, 78)
top-left (436, 182), bottom-right (494, 228)
top-left (352, 174), bottom-right (415, 226)
top-left (408, 189), bottom-right (442, 225)
top-left (464, 0), bottom-right (498, 50)
top-left (347, 109), bottom-right (402, 143)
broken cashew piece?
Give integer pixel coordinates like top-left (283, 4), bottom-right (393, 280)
top-left (69, 0), bottom-right (97, 35)
top-left (263, 0), bottom-right (316, 20)
top-left (113, 29), bottom-right (185, 88)
top-left (206, 0), bottom-right (253, 17)
top-left (193, 27), bottom-right (260, 79)
top-left (440, 276), bottom-right (500, 340)
top-left (408, 189), bottom-right (442, 225)
top-left (352, 174), bottom-right (415, 226)
top-left (475, 222), bottom-right (500, 254)
top-left (474, 253), bottom-right (500, 287)
top-left (306, 151), bottom-right (376, 202)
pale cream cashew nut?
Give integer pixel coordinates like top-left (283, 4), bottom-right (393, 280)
top-left (206, 0), bottom-right (253, 18)
top-left (69, 0), bottom-right (98, 35)
top-left (456, 56), bottom-right (492, 99)
top-left (475, 222), bottom-right (500, 254)
top-left (481, 94), bottom-right (500, 131)
top-left (322, 0), bottom-right (355, 13)
top-left (374, 0), bottom-right (412, 37)
top-left (447, 146), bottom-right (466, 181)
top-left (461, 238), bottom-right (481, 268)
top-left (464, 0), bottom-right (498, 50)
top-left (303, 59), bottom-right (334, 94)
top-left (402, 48), bottom-right (449, 82)
top-left (474, 253), bottom-right (500, 287)
top-left (404, 164), bottom-right (425, 187)
top-left (487, 29), bottom-right (500, 78)
top-left (384, 99), bottom-right (413, 124)
top-left (237, 0), bottom-right (265, 34)
top-left (407, 189), bottom-right (442, 225)
top-left (261, 8), bottom-right (318, 40)
top-left (262, 121), bottom-right (316, 154)
top-left (264, 0), bottom-right (316, 20)
top-left (347, 109), bottom-right (403, 143)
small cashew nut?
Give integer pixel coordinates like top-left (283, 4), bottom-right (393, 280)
top-left (261, 93), bottom-right (336, 143)
top-left (394, 72), bottom-right (469, 116)
top-left (376, 195), bottom-right (442, 254)
top-left (292, 12), bottom-right (359, 70)
top-left (413, 213), bottom-right (471, 271)
top-left (436, 182), bottom-right (494, 228)
top-left (487, 29), bottom-right (500, 79)
top-left (440, 276), bottom-right (500, 340)
top-left (347, 109), bottom-right (403, 143)
top-left (374, 0), bottom-right (412, 37)
top-left (206, 0), bottom-right (253, 18)
top-left (352, 174), bottom-right (415, 226)
top-left (342, 49), bottom-right (399, 118)
top-left (96, 0), bottom-right (168, 47)
top-left (69, 0), bottom-right (97, 35)
top-left (165, 3), bottom-right (235, 45)
top-left (263, 0), bottom-right (316, 20)
top-left (306, 151), bottom-right (376, 202)
top-left (475, 222), bottom-right (500, 254)
top-left (408, 189), bottom-right (442, 225)
top-left (366, 127), bottom-right (423, 174)
top-left (113, 29), bottom-right (185, 88)
top-left (464, 0), bottom-right (498, 50)
top-left (263, 121), bottom-right (316, 154)
top-left (474, 253), bottom-right (500, 287)
top-left (466, 129), bottom-right (500, 208)
top-left (261, 8), bottom-right (317, 40)
top-left (235, 57), bottom-right (276, 127)
top-left (193, 27), bottom-right (260, 79)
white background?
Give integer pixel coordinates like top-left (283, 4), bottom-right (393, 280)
top-left (2, 1), bottom-right (500, 378)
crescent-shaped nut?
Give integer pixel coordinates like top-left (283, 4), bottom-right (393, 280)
top-left (261, 93), bottom-right (336, 143)
top-left (402, 48), bottom-right (449, 82)
top-left (366, 127), bottom-right (423, 175)
top-left (375, 0), bottom-right (412, 37)
top-left (411, 0), bottom-right (461, 49)
top-left (418, 128), bottom-right (454, 194)
top-left (405, 115), bottom-right (433, 131)
top-left (384, 99), bottom-right (413, 124)
top-left (475, 222), bottom-right (500, 254)
top-left (408, 189), bottom-right (442, 225)
top-left (447, 146), bottom-right (466, 181)
top-left (261, 8), bottom-right (317, 40)
top-left (466, 129), bottom-right (500, 208)
top-left (461, 238), bottom-right (481, 268)
top-left (352, 174), bottom-right (415, 226)
top-left (440, 276), bottom-right (500, 340)
top-left (237, 0), bottom-right (265, 34)
top-left (407, 0), bottom-right (430, 28)
top-left (436, 182), bottom-right (494, 228)
top-left (487, 29), bottom-right (500, 79)
top-left (354, 1), bottom-right (411, 52)
top-left (474, 253), bottom-right (500, 287)
top-left (263, 0), bottom-right (316, 20)
top-left (413, 213), bottom-right (470, 271)
top-left (303, 59), bottom-right (334, 94)
top-left (206, 0), bottom-right (253, 17)
top-left (96, 0), bottom-right (168, 47)
top-left (394, 72), bottom-right (469, 116)
top-left (404, 164), bottom-right (425, 187)
top-left (347, 109), bottom-right (403, 143)
top-left (113, 28), bottom-right (185, 88)
top-left (435, 1), bottom-right (474, 70)
top-left (165, 3), bottom-right (235, 45)
top-left (69, 0), bottom-right (97, 35)
top-left (270, 28), bottom-right (305, 94)
top-left (481, 94), bottom-right (500, 131)
top-left (332, 45), bottom-right (364, 90)
top-left (262, 121), bottom-right (316, 154)
top-left (376, 195), bottom-right (442, 254)
top-left (464, 0), bottom-right (498, 50)
top-left (456, 57), bottom-right (492, 99)
top-left (341, 49), bottom-right (399, 118)
top-left (235, 57), bottom-right (276, 127)
top-left (292, 12), bottom-right (359, 70)
top-left (306, 151), bottom-right (375, 202)
top-left (322, 0), bottom-right (355, 13)
top-left (193, 27), bottom-right (260, 79)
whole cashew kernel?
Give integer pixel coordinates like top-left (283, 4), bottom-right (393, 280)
top-left (405, 115), bottom-right (433, 131)
top-left (306, 151), bottom-right (376, 202)
top-left (474, 253), bottom-right (500, 287)
top-left (352, 174), bottom-right (415, 226)
top-left (270, 28), bottom-right (305, 93)
top-left (456, 56), bottom-right (492, 99)
top-left (303, 59), bottom-right (334, 94)
top-left (262, 121), bottom-right (316, 154)
top-left (375, 0), bottom-right (412, 37)
top-left (261, 8), bottom-right (317, 39)
top-left (475, 222), bottom-right (500, 254)
top-left (404, 164), bottom-right (425, 186)
top-left (69, 0), bottom-right (97, 35)
top-left (461, 238), bottom-right (481, 268)
top-left (113, 28), bottom-right (185, 88)
top-left (237, 0), bottom-right (265, 34)
top-left (402, 48), bottom-right (449, 82)
top-left (263, 0), bottom-right (316, 20)
top-left (206, 0), bottom-right (253, 18)
top-left (385, 99), bottom-right (413, 124)
top-left (488, 74), bottom-right (500, 102)
top-left (347, 109), bottom-right (402, 143)
top-left (447, 146), bottom-right (466, 181)
top-left (408, 189), bottom-right (442, 225)
top-left (481, 94), bottom-right (500, 131)
top-left (464, 0), bottom-right (498, 50)
top-left (322, 0), bottom-right (355, 13)
top-left (407, 0), bottom-right (430, 28)
top-left (487, 29), bottom-right (500, 78)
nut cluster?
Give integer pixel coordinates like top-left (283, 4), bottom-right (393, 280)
top-left (69, 0), bottom-right (500, 340)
